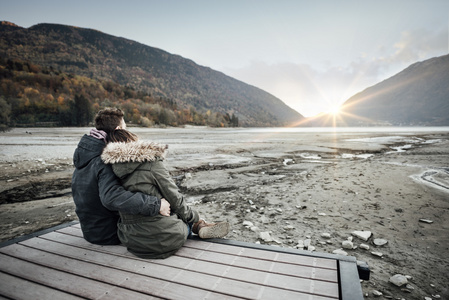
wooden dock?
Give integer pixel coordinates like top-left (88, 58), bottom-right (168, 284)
top-left (0, 222), bottom-right (365, 299)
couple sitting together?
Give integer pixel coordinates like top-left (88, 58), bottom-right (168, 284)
top-left (72, 108), bottom-right (229, 259)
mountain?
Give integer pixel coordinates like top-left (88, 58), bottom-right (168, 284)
top-left (0, 22), bottom-right (304, 127)
top-left (339, 54), bottom-right (449, 126)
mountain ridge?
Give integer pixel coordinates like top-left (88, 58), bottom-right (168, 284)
top-left (304, 54), bottom-right (449, 126)
top-left (0, 21), bottom-right (304, 127)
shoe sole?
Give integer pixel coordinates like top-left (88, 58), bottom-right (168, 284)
top-left (199, 222), bottom-right (230, 239)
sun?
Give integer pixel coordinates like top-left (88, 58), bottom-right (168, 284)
top-left (327, 104), bottom-right (341, 116)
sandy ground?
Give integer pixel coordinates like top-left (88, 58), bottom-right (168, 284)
top-left (1, 127), bottom-right (448, 299)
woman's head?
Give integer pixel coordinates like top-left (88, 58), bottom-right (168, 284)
top-left (107, 129), bottom-right (138, 143)
top-left (94, 108), bottom-right (126, 134)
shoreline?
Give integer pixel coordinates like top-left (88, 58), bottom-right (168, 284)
top-left (1, 127), bottom-right (448, 299)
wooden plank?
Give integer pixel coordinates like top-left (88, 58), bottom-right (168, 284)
top-left (0, 243), bottom-right (238, 300)
top-left (183, 239), bottom-right (338, 269)
top-left (0, 253), bottom-right (158, 299)
top-left (175, 246), bottom-right (338, 282)
top-left (0, 271), bottom-right (84, 300)
top-left (51, 228), bottom-right (337, 282)
top-left (39, 232), bottom-right (338, 296)
top-left (18, 234), bottom-right (338, 299)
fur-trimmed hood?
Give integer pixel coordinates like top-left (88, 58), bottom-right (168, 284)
top-left (101, 140), bottom-right (168, 164)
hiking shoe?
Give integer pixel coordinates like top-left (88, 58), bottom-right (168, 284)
top-left (192, 219), bottom-right (230, 239)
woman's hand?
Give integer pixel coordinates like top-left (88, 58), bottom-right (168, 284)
top-left (159, 198), bottom-right (171, 216)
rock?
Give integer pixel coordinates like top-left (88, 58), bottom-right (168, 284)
top-left (351, 230), bottom-right (372, 241)
top-left (284, 225), bottom-right (295, 230)
top-left (342, 240), bottom-right (354, 249)
top-left (250, 226), bottom-right (259, 232)
top-left (371, 251), bottom-right (383, 257)
top-left (318, 212), bottom-right (326, 216)
top-left (242, 221), bottom-right (254, 227)
top-left (389, 274), bottom-right (408, 286)
top-left (308, 246), bottom-right (316, 252)
top-left (259, 232), bottom-right (273, 242)
top-left (332, 249), bottom-right (348, 256)
top-left (321, 233), bottom-right (331, 239)
top-left (360, 243), bottom-right (370, 250)
top-left (374, 238), bottom-right (388, 246)
top-left (419, 219), bottom-right (434, 224)
top-left (372, 290), bottom-right (383, 297)
top-left (249, 200), bottom-right (254, 205)
top-left (304, 239), bottom-right (311, 248)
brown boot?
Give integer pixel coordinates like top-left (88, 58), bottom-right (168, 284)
top-left (192, 219), bottom-right (230, 239)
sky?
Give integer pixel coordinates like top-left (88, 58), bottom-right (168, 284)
top-left (1, 0), bottom-right (448, 117)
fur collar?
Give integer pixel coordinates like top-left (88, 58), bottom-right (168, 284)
top-left (101, 140), bottom-right (168, 164)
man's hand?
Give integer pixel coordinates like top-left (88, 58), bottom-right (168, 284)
top-left (159, 198), bottom-right (171, 216)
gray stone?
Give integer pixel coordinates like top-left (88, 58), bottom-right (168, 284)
top-left (342, 240), bottom-right (354, 249)
top-left (360, 243), bottom-right (370, 250)
top-left (371, 251), bottom-right (383, 257)
top-left (419, 219), bottom-right (433, 224)
top-left (321, 232), bottom-right (331, 239)
top-left (332, 249), bottom-right (348, 256)
top-left (374, 238), bottom-right (388, 246)
top-left (243, 221), bottom-right (254, 227)
top-left (351, 230), bottom-right (372, 241)
top-left (259, 232), bottom-right (273, 242)
top-left (389, 274), bottom-right (408, 286)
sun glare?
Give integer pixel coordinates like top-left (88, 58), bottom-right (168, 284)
top-left (327, 104), bottom-right (341, 115)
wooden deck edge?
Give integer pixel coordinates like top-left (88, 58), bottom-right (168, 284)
top-left (189, 235), bottom-right (358, 263)
top-left (0, 221), bottom-right (79, 248)
top-left (338, 260), bottom-right (364, 300)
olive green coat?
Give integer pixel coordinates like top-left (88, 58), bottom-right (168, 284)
top-left (101, 140), bottom-right (199, 259)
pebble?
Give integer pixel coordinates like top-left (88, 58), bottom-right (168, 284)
top-left (332, 249), bottom-right (348, 256)
top-left (373, 238), bottom-right (388, 246)
top-left (371, 251), bottom-right (383, 257)
top-left (419, 219), bottom-right (434, 224)
top-left (372, 290), bottom-right (383, 297)
top-left (243, 221), bottom-right (254, 227)
top-left (318, 212), bottom-right (326, 216)
top-left (284, 225), bottom-right (295, 230)
top-left (351, 230), bottom-right (372, 241)
top-left (304, 239), bottom-right (311, 248)
top-left (342, 240), bottom-right (354, 249)
top-left (259, 232), bottom-right (273, 242)
top-left (321, 232), bottom-right (331, 239)
top-left (389, 274), bottom-right (408, 286)
top-left (360, 243), bottom-right (370, 250)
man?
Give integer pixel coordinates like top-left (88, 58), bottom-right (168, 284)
top-left (72, 108), bottom-right (168, 245)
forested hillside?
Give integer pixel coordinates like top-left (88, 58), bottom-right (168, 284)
top-left (0, 56), bottom-right (238, 130)
top-left (0, 22), bottom-right (304, 128)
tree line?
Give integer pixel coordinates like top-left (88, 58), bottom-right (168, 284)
top-left (0, 56), bottom-right (239, 130)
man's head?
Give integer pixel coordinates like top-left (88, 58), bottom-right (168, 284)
top-left (94, 108), bottom-right (126, 134)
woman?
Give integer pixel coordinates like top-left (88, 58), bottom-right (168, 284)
top-left (101, 129), bottom-right (229, 259)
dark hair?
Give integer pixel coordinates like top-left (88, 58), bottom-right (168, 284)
top-left (94, 108), bottom-right (124, 134)
top-left (107, 129), bottom-right (138, 143)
